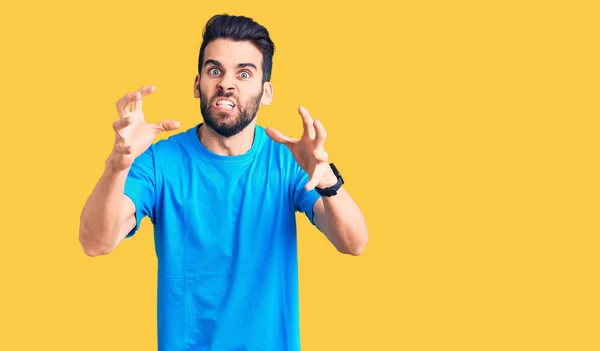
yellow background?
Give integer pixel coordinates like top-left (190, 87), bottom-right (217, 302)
top-left (1, 0), bottom-right (598, 350)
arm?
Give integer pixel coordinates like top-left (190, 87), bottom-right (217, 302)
top-left (266, 106), bottom-right (368, 256)
top-left (312, 172), bottom-right (368, 256)
top-left (78, 85), bottom-right (179, 257)
top-left (79, 164), bottom-right (137, 256)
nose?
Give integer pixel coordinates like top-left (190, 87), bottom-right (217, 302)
top-left (218, 72), bottom-right (236, 92)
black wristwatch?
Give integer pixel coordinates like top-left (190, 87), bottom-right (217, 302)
top-left (315, 163), bottom-right (344, 197)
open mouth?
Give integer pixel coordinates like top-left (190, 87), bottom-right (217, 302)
top-left (214, 98), bottom-right (236, 111)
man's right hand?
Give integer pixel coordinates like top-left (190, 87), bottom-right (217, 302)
top-left (108, 85), bottom-right (180, 171)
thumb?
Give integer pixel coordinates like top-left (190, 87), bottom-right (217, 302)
top-left (304, 177), bottom-right (320, 192)
top-left (266, 126), bottom-right (296, 146)
top-left (155, 120), bottom-right (181, 132)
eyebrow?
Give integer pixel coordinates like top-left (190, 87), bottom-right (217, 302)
top-left (204, 59), bottom-right (258, 71)
top-left (236, 63), bottom-right (258, 71)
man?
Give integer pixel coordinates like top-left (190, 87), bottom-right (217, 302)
top-left (79, 13), bottom-right (368, 350)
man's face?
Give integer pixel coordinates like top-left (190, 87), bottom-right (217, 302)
top-left (195, 38), bottom-right (272, 138)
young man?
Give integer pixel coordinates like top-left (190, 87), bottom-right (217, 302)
top-left (79, 14), bottom-right (368, 350)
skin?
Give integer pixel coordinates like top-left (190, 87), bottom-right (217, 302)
top-left (78, 38), bottom-right (367, 257)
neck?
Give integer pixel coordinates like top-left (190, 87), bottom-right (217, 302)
top-left (198, 120), bottom-right (257, 156)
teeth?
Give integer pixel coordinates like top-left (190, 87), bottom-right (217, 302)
top-left (217, 100), bottom-right (234, 109)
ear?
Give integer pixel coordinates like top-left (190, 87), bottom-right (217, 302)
top-left (193, 74), bottom-right (200, 98)
top-left (261, 81), bottom-right (273, 106)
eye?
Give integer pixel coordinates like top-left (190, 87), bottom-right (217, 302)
top-left (209, 68), bottom-right (220, 75)
top-left (239, 71), bottom-right (251, 79)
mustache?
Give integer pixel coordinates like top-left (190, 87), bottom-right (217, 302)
top-left (209, 90), bottom-right (237, 106)
top-left (215, 90), bottom-right (236, 99)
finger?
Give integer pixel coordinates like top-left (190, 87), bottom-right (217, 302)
top-left (139, 85), bottom-right (156, 98)
top-left (134, 85), bottom-right (156, 111)
top-left (305, 168), bottom-right (326, 191)
top-left (154, 120), bottom-right (181, 132)
top-left (116, 92), bottom-right (141, 114)
top-left (115, 142), bottom-right (133, 155)
top-left (116, 91), bottom-right (141, 118)
top-left (312, 149), bottom-right (329, 163)
top-left (265, 126), bottom-right (297, 146)
top-left (305, 178), bottom-right (318, 191)
top-left (313, 119), bottom-right (327, 150)
top-left (112, 117), bottom-right (133, 133)
top-left (298, 106), bottom-right (315, 139)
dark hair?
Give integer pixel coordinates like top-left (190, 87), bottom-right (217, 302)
top-left (198, 14), bottom-right (275, 83)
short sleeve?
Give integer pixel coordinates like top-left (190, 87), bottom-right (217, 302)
top-left (291, 161), bottom-right (322, 225)
top-left (123, 146), bottom-right (156, 238)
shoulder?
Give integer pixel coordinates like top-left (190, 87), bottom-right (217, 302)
top-left (130, 125), bottom-right (197, 172)
top-left (152, 125), bottom-right (198, 154)
top-left (255, 125), bottom-right (304, 178)
top-left (255, 125), bottom-right (294, 162)
top-left (139, 124), bottom-right (201, 167)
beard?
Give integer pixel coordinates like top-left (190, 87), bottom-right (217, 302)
top-left (200, 88), bottom-right (263, 138)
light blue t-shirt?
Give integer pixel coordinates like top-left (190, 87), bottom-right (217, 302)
top-left (123, 123), bottom-right (321, 350)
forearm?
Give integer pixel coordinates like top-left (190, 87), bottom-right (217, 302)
top-left (79, 157), bottom-right (130, 256)
top-left (318, 187), bottom-right (368, 256)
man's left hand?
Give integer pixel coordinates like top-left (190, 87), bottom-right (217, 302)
top-left (266, 106), bottom-right (337, 191)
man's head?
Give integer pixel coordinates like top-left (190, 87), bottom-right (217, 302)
top-left (194, 14), bottom-right (275, 138)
